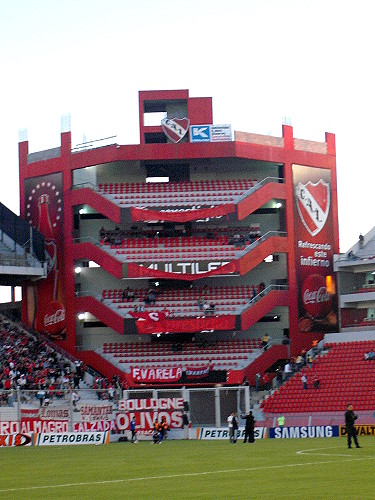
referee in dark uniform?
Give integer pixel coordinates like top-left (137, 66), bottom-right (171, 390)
top-left (345, 404), bottom-right (361, 449)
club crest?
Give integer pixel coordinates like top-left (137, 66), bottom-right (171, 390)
top-left (161, 117), bottom-right (190, 143)
top-left (295, 179), bottom-right (330, 236)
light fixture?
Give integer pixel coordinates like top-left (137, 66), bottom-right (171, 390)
top-left (75, 266), bottom-right (82, 274)
top-left (78, 313), bottom-right (85, 321)
top-left (275, 202), bottom-right (282, 209)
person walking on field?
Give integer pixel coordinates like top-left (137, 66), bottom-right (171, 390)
top-left (345, 404), bottom-right (361, 449)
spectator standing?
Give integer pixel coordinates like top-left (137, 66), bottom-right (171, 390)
top-left (227, 412), bottom-right (234, 443)
top-left (345, 404), bottom-right (361, 449)
top-left (313, 375), bottom-right (320, 389)
top-left (232, 413), bottom-right (239, 443)
top-left (130, 416), bottom-right (138, 443)
top-left (301, 374), bottom-right (308, 389)
top-left (72, 390), bottom-right (80, 409)
top-left (284, 362), bottom-right (292, 381)
top-left (241, 411), bottom-right (256, 443)
top-left (261, 333), bottom-right (269, 351)
top-left (255, 372), bottom-right (262, 392)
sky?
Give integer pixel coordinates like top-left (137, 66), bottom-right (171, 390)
top-left (1, 0), bottom-right (374, 297)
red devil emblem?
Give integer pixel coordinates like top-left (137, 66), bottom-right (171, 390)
top-left (295, 179), bottom-right (330, 236)
top-left (161, 117), bottom-right (190, 143)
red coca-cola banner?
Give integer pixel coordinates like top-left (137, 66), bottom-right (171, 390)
top-left (131, 367), bottom-right (183, 383)
top-left (130, 204), bottom-right (235, 223)
top-left (132, 314), bottom-right (236, 335)
top-left (127, 261), bottom-right (237, 281)
top-left (24, 173), bottom-right (66, 339)
top-left (293, 165), bottom-right (338, 332)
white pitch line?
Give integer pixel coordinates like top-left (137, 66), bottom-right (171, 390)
top-left (0, 456), bottom-right (374, 494)
top-left (297, 445), bottom-right (374, 458)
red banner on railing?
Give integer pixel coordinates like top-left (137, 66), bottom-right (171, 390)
top-left (130, 204), bottom-right (235, 223)
top-left (132, 314), bottom-right (235, 335)
top-left (131, 367), bottom-right (183, 383)
top-left (127, 261), bottom-right (237, 281)
top-left (129, 311), bottom-right (169, 334)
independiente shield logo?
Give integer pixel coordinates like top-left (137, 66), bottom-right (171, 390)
top-left (161, 117), bottom-right (190, 143)
top-left (295, 179), bottom-right (330, 236)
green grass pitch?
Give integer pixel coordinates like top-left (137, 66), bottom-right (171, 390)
top-left (1, 437), bottom-right (375, 499)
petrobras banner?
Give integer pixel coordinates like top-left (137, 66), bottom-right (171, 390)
top-left (197, 427), bottom-right (266, 440)
top-left (35, 431), bottom-right (109, 446)
top-left (189, 124), bottom-right (232, 142)
top-left (269, 425), bottom-right (339, 439)
top-left (0, 433), bottom-right (33, 447)
top-left (293, 164), bottom-right (338, 333)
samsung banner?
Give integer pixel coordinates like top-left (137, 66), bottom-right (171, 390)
top-left (269, 425), bottom-right (339, 439)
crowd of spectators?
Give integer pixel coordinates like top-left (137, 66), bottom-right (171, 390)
top-left (0, 316), bottom-right (124, 407)
top-left (0, 317), bottom-right (78, 399)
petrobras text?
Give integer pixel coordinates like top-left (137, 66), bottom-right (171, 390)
top-left (197, 427), bottom-right (266, 440)
top-left (34, 431), bottom-right (109, 446)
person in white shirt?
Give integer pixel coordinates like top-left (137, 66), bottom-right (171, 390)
top-left (227, 412), bottom-right (234, 443)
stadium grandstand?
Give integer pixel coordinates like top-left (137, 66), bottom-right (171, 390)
top-left (16, 89), bottom-right (340, 392)
top-left (3, 88), bottom-right (375, 439)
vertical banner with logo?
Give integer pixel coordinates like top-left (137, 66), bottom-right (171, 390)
top-left (293, 165), bottom-right (338, 333)
top-left (24, 173), bottom-right (66, 339)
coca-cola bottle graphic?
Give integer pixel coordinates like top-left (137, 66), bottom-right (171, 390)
top-left (38, 193), bottom-right (58, 299)
top-left (35, 193), bottom-right (66, 338)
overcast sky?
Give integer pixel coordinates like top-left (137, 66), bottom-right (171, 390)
top-left (1, 0), bottom-right (374, 287)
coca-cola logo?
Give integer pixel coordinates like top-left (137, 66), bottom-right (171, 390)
top-left (43, 301), bottom-right (66, 335)
top-left (301, 274), bottom-right (332, 319)
top-left (303, 286), bottom-right (330, 305)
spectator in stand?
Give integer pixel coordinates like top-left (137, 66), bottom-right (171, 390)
top-left (262, 373), bottom-right (271, 391)
top-left (208, 301), bottom-right (216, 315)
top-left (284, 361), bottom-right (292, 381)
top-left (307, 353), bottom-right (313, 369)
top-left (295, 355), bottom-right (303, 370)
top-left (73, 371), bottom-right (81, 389)
top-left (276, 367), bottom-right (283, 387)
top-left (312, 339), bottom-right (319, 355)
top-left (99, 226), bottom-right (105, 239)
top-left (301, 374), bottom-right (308, 389)
top-left (197, 297), bottom-right (205, 311)
top-left (255, 372), bottom-right (262, 392)
top-left (364, 351), bottom-right (375, 360)
top-left (313, 375), bottom-right (320, 389)
top-left (108, 384), bottom-right (115, 402)
top-left (145, 289), bottom-right (156, 306)
top-left (261, 333), bottom-right (269, 351)
top-left (71, 390), bottom-right (80, 410)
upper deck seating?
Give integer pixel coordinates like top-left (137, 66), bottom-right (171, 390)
top-left (261, 340), bottom-right (375, 413)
